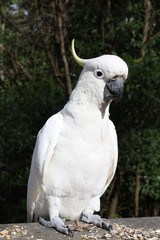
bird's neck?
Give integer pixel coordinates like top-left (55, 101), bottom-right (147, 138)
top-left (65, 85), bottom-right (110, 120)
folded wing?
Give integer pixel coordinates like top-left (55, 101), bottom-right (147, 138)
top-left (27, 112), bottom-right (63, 222)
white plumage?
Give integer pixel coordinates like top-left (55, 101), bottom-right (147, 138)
top-left (27, 40), bottom-right (128, 235)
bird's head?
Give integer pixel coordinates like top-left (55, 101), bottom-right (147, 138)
top-left (71, 39), bottom-right (128, 111)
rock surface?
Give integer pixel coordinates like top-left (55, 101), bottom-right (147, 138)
top-left (0, 217), bottom-right (159, 240)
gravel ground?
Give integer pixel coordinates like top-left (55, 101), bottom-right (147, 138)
top-left (82, 223), bottom-right (160, 239)
top-left (76, 218), bottom-right (160, 240)
top-left (0, 217), bottom-right (159, 240)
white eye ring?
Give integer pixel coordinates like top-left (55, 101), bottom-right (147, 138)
top-left (94, 69), bottom-right (104, 79)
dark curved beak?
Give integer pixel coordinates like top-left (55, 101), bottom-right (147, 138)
top-left (103, 76), bottom-right (124, 102)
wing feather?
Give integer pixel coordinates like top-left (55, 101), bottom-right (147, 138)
top-left (27, 112), bottom-right (63, 221)
top-left (101, 119), bottom-right (118, 195)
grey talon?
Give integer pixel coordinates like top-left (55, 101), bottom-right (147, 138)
top-left (102, 222), bottom-right (113, 232)
top-left (67, 227), bottom-right (74, 237)
top-left (107, 224), bottom-right (113, 232)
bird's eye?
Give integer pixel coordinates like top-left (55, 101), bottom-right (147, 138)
top-left (94, 69), bottom-right (104, 79)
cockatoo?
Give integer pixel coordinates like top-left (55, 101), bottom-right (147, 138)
top-left (27, 39), bottom-right (128, 236)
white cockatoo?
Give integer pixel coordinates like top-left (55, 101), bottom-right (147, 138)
top-left (27, 39), bottom-right (128, 236)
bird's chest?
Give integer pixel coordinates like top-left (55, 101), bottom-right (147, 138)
top-left (46, 117), bottom-right (111, 196)
top-left (57, 117), bottom-right (108, 164)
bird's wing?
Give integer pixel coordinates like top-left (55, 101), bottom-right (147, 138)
top-left (101, 119), bottom-right (118, 195)
top-left (27, 112), bottom-right (63, 221)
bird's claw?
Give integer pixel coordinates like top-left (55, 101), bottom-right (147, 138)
top-left (38, 216), bottom-right (74, 237)
top-left (102, 221), bottom-right (113, 232)
top-left (80, 213), bottom-right (112, 232)
top-left (66, 226), bottom-right (74, 237)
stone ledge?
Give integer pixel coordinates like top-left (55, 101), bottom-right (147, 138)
top-left (0, 217), bottom-right (159, 240)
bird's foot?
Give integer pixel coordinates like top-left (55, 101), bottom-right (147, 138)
top-left (80, 213), bottom-right (112, 232)
top-left (39, 216), bottom-right (73, 237)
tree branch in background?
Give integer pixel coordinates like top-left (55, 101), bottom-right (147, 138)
top-left (56, 1), bottom-right (72, 97)
top-left (141, 0), bottom-right (154, 58)
top-left (1, 45), bottom-right (32, 81)
top-left (134, 167), bottom-right (141, 217)
top-left (43, 38), bottom-right (65, 90)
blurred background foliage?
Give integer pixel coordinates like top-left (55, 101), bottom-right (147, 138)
top-left (0, 0), bottom-right (160, 223)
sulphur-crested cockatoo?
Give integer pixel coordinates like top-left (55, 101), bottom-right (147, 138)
top-left (27, 39), bottom-right (128, 236)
